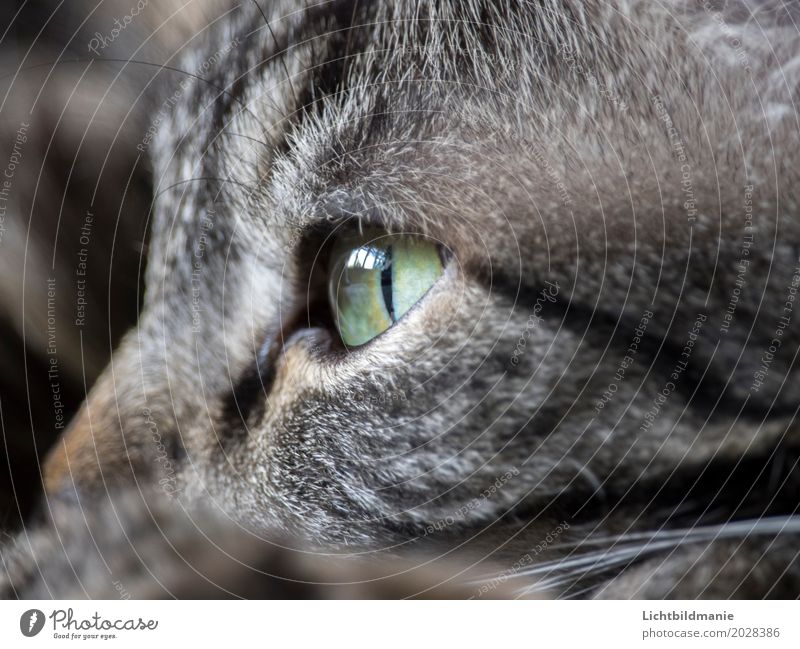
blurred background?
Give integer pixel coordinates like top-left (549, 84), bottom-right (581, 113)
top-left (0, 1), bottom-right (212, 530)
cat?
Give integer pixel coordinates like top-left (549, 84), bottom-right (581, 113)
top-left (1, 0), bottom-right (799, 598)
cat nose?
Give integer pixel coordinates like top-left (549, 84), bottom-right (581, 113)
top-left (43, 401), bottom-right (95, 494)
top-left (43, 371), bottom-right (135, 495)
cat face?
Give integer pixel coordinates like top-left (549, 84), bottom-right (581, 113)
top-left (44, 0), bottom-right (800, 563)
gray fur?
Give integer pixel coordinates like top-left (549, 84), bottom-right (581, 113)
top-left (2, 0), bottom-right (800, 598)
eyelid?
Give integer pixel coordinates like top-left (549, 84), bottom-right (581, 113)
top-left (292, 193), bottom-right (407, 241)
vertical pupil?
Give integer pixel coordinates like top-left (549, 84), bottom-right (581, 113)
top-left (380, 245), bottom-right (394, 321)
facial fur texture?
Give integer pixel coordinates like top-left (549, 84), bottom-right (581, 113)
top-left (2, 0), bottom-right (799, 598)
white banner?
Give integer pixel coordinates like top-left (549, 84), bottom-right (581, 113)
top-left (1, 601), bottom-right (798, 647)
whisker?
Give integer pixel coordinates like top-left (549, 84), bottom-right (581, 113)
top-left (557, 515), bottom-right (800, 549)
top-left (467, 515), bottom-right (800, 598)
top-left (154, 176), bottom-right (261, 201)
top-left (251, 0), bottom-right (300, 108)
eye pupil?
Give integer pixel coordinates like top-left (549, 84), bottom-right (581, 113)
top-left (380, 245), bottom-right (395, 321)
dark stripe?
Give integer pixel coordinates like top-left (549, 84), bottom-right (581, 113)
top-left (488, 271), bottom-right (793, 421)
top-left (575, 440), bottom-right (800, 528)
top-left (205, 0), bottom-right (373, 160)
top-left (219, 333), bottom-right (277, 445)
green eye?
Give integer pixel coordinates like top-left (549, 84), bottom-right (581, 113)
top-left (328, 230), bottom-right (443, 347)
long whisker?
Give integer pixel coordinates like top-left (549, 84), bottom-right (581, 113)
top-left (467, 515), bottom-right (800, 597)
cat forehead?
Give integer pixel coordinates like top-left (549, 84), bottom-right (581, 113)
top-left (148, 0), bottom-right (799, 272)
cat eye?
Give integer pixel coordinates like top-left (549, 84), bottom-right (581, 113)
top-left (327, 230), bottom-right (443, 347)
